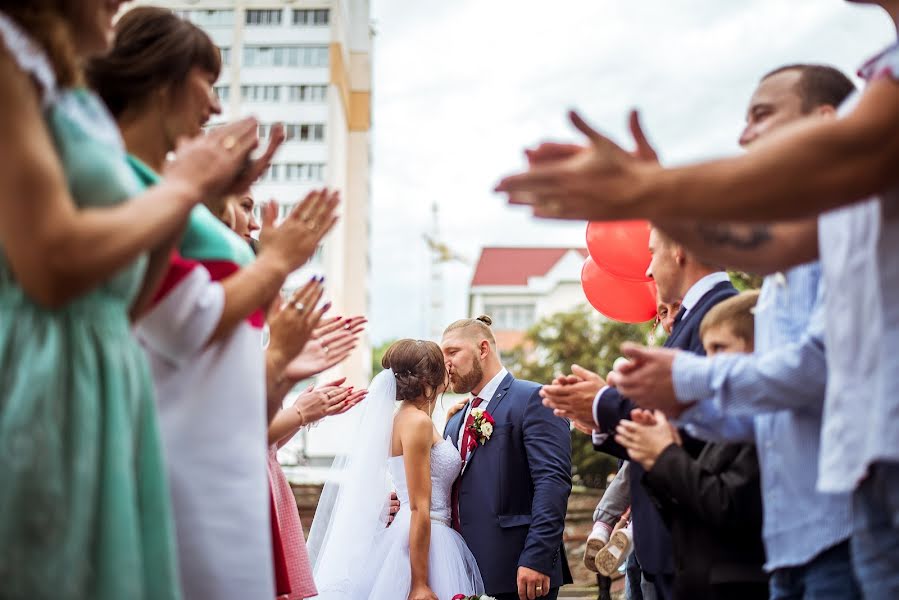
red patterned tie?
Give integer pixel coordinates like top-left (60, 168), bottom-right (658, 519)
top-left (451, 397), bottom-right (482, 531)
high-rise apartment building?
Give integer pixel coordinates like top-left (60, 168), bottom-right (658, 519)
top-left (133, 1), bottom-right (373, 396)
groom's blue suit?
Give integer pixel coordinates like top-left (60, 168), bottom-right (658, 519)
top-left (444, 372), bottom-right (573, 596)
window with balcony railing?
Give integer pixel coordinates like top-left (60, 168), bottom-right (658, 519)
top-left (243, 46), bottom-right (328, 68)
top-left (292, 9), bottom-right (329, 26)
top-left (287, 85), bottom-right (328, 103)
top-left (177, 9), bottom-right (234, 27)
top-left (245, 9), bottom-right (282, 26)
top-left (241, 85), bottom-right (281, 102)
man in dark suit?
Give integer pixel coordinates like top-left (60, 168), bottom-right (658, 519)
top-left (541, 227), bottom-right (736, 599)
top-left (442, 316), bottom-right (573, 600)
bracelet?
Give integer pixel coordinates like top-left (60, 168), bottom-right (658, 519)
top-left (294, 404), bottom-right (307, 426)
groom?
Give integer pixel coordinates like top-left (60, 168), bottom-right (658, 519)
top-left (442, 316), bottom-right (572, 600)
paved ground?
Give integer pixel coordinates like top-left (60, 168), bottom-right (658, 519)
top-left (292, 483), bottom-right (624, 599)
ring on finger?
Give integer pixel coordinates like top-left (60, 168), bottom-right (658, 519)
top-left (303, 219), bottom-right (317, 232)
top-left (323, 345), bottom-right (330, 354)
top-left (222, 135), bottom-right (237, 151)
top-left (293, 302), bottom-right (305, 312)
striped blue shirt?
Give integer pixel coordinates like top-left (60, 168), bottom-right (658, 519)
top-left (672, 263), bottom-right (852, 571)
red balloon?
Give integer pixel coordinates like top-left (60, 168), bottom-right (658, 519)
top-left (586, 221), bottom-right (652, 282)
top-left (581, 258), bottom-right (657, 323)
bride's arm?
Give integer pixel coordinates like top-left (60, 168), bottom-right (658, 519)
top-left (401, 414), bottom-right (439, 600)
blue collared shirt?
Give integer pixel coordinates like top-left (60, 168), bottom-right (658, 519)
top-left (673, 263), bottom-right (852, 571)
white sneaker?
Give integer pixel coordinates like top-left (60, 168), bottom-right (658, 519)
top-left (595, 524), bottom-right (633, 576)
top-left (583, 522), bottom-right (612, 573)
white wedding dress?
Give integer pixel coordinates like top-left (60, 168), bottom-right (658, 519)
top-left (308, 370), bottom-right (484, 600)
top-left (356, 439), bottom-right (484, 599)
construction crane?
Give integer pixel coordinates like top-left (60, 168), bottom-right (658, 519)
top-left (424, 203), bottom-right (468, 339)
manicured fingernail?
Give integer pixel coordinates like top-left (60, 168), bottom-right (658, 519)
top-left (323, 301), bottom-right (332, 310)
top-left (320, 275), bottom-right (326, 283)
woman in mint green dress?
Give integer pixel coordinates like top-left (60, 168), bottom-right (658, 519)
top-left (0, 2), bottom-right (267, 598)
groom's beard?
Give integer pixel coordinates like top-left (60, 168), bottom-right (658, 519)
top-left (451, 359), bottom-right (483, 395)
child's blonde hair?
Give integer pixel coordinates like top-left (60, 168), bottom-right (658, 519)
top-left (699, 290), bottom-right (760, 348)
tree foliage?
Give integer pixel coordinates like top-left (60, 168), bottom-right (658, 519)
top-left (371, 338), bottom-right (397, 377)
top-left (507, 304), bottom-right (658, 488)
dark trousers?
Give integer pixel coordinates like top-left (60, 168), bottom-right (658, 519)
top-left (492, 588), bottom-right (559, 600)
top-left (643, 571), bottom-right (674, 600)
top-left (710, 582), bottom-right (770, 600)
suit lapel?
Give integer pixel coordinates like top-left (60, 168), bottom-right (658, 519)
top-left (460, 372), bottom-right (514, 476)
top-left (445, 407), bottom-right (464, 448)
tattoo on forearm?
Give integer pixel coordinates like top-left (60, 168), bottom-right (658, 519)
top-left (695, 223), bottom-right (772, 250)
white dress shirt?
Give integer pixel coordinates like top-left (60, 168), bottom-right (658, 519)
top-left (456, 367), bottom-right (508, 451)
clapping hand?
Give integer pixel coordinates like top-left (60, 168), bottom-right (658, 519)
top-left (257, 188), bottom-right (340, 273)
top-left (284, 315), bottom-right (367, 381)
top-left (539, 364), bottom-right (606, 433)
top-left (614, 409), bottom-right (680, 471)
top-left (607, 343), bottom-right (684, 416)
top-left (267, 277), bottom-right (329, 371)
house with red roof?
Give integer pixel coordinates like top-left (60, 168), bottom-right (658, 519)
top-left (469, 247), bottom-right (590, 353)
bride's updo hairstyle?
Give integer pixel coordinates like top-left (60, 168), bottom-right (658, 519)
top-left (381, 339), bottom-right (446, 402)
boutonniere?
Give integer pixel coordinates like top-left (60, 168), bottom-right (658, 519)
top-left (452, 595), bottom-right (497, 600)
top-left (467, 407), bottom-right (496, 445)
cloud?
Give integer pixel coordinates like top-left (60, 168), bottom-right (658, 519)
top-left (368, 0), bottom-right (893, 343)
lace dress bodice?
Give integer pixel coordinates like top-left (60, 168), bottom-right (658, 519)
top-left (388, 439), bottom-right (462, 527)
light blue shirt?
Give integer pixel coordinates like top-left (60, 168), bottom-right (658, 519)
top-left (673, 263), bottom-right (852, 571)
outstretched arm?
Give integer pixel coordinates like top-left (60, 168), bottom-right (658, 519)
top-left (519, 387), bottom-right (572, 591)
top-left (497, 77), bottom-right (899, 222)
top-left (0, 49), bottom-right (260, 308)
top-left (653, 218), bottom-right (818, 275)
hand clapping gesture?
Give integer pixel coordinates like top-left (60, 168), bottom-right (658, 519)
top-left (284, 316), bottom-right (367, 382)
top-left (539, 364), bottom-right (607, 433)
top-left (614, 409), bottom-right (682, 471)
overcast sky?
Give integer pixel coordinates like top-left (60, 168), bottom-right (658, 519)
top-left (366, 0), bottom-right (894, 344)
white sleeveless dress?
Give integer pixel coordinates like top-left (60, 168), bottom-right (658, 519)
top-left (356, 439), bottom-right (484, 599)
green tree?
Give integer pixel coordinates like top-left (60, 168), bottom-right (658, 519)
top-left (729, 271), bottom-right (764, 291)
top-left (507, 305), bottom-right (658, 488)
top-left (371, 338), bottom-right (398, 377)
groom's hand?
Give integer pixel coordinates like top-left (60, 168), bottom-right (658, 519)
top-left (517, 566), bottom-right (550, 599)
top-left (385, 492), bottom-right (400, 527)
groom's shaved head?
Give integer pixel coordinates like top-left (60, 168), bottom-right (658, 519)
top-left (441, 315), bottom-right (502, 395)
top-left (443, 315), bottom-right (497, 347)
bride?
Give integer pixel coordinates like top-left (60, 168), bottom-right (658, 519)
top-left (308, 339), bottom-right (484, 599)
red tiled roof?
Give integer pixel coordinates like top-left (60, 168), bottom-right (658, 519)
top-left (470, 247), bottom-right (588, 286)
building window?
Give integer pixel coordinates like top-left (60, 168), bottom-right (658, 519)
top-left (284, 123), bottom-right (325, 142)
top-left (261, 164), bottom-right (281, 182)
top-left (287, 84), bottom-right (328, 102)
top-left (243, 46), bottom-right (328, 68)
top-left (483, 304), bottom-right (536, 330)
top-left (214, 85), bottom-right (230, 102)
top-left (177, 9), bottom-right (234, 27)
top-left (220, 47), bottom-right (231, 66)
top-left (241, 85), bottom-right (281, 102)
top-left (245, 9), bottom-right (282, 26)
top-left (281, 163), bottom-right (326, 182)
top-left (293, 9), bottom-right (329, 26)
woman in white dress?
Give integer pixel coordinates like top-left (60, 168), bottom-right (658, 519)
top-left (309, 339), bottom-right (484, 600)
